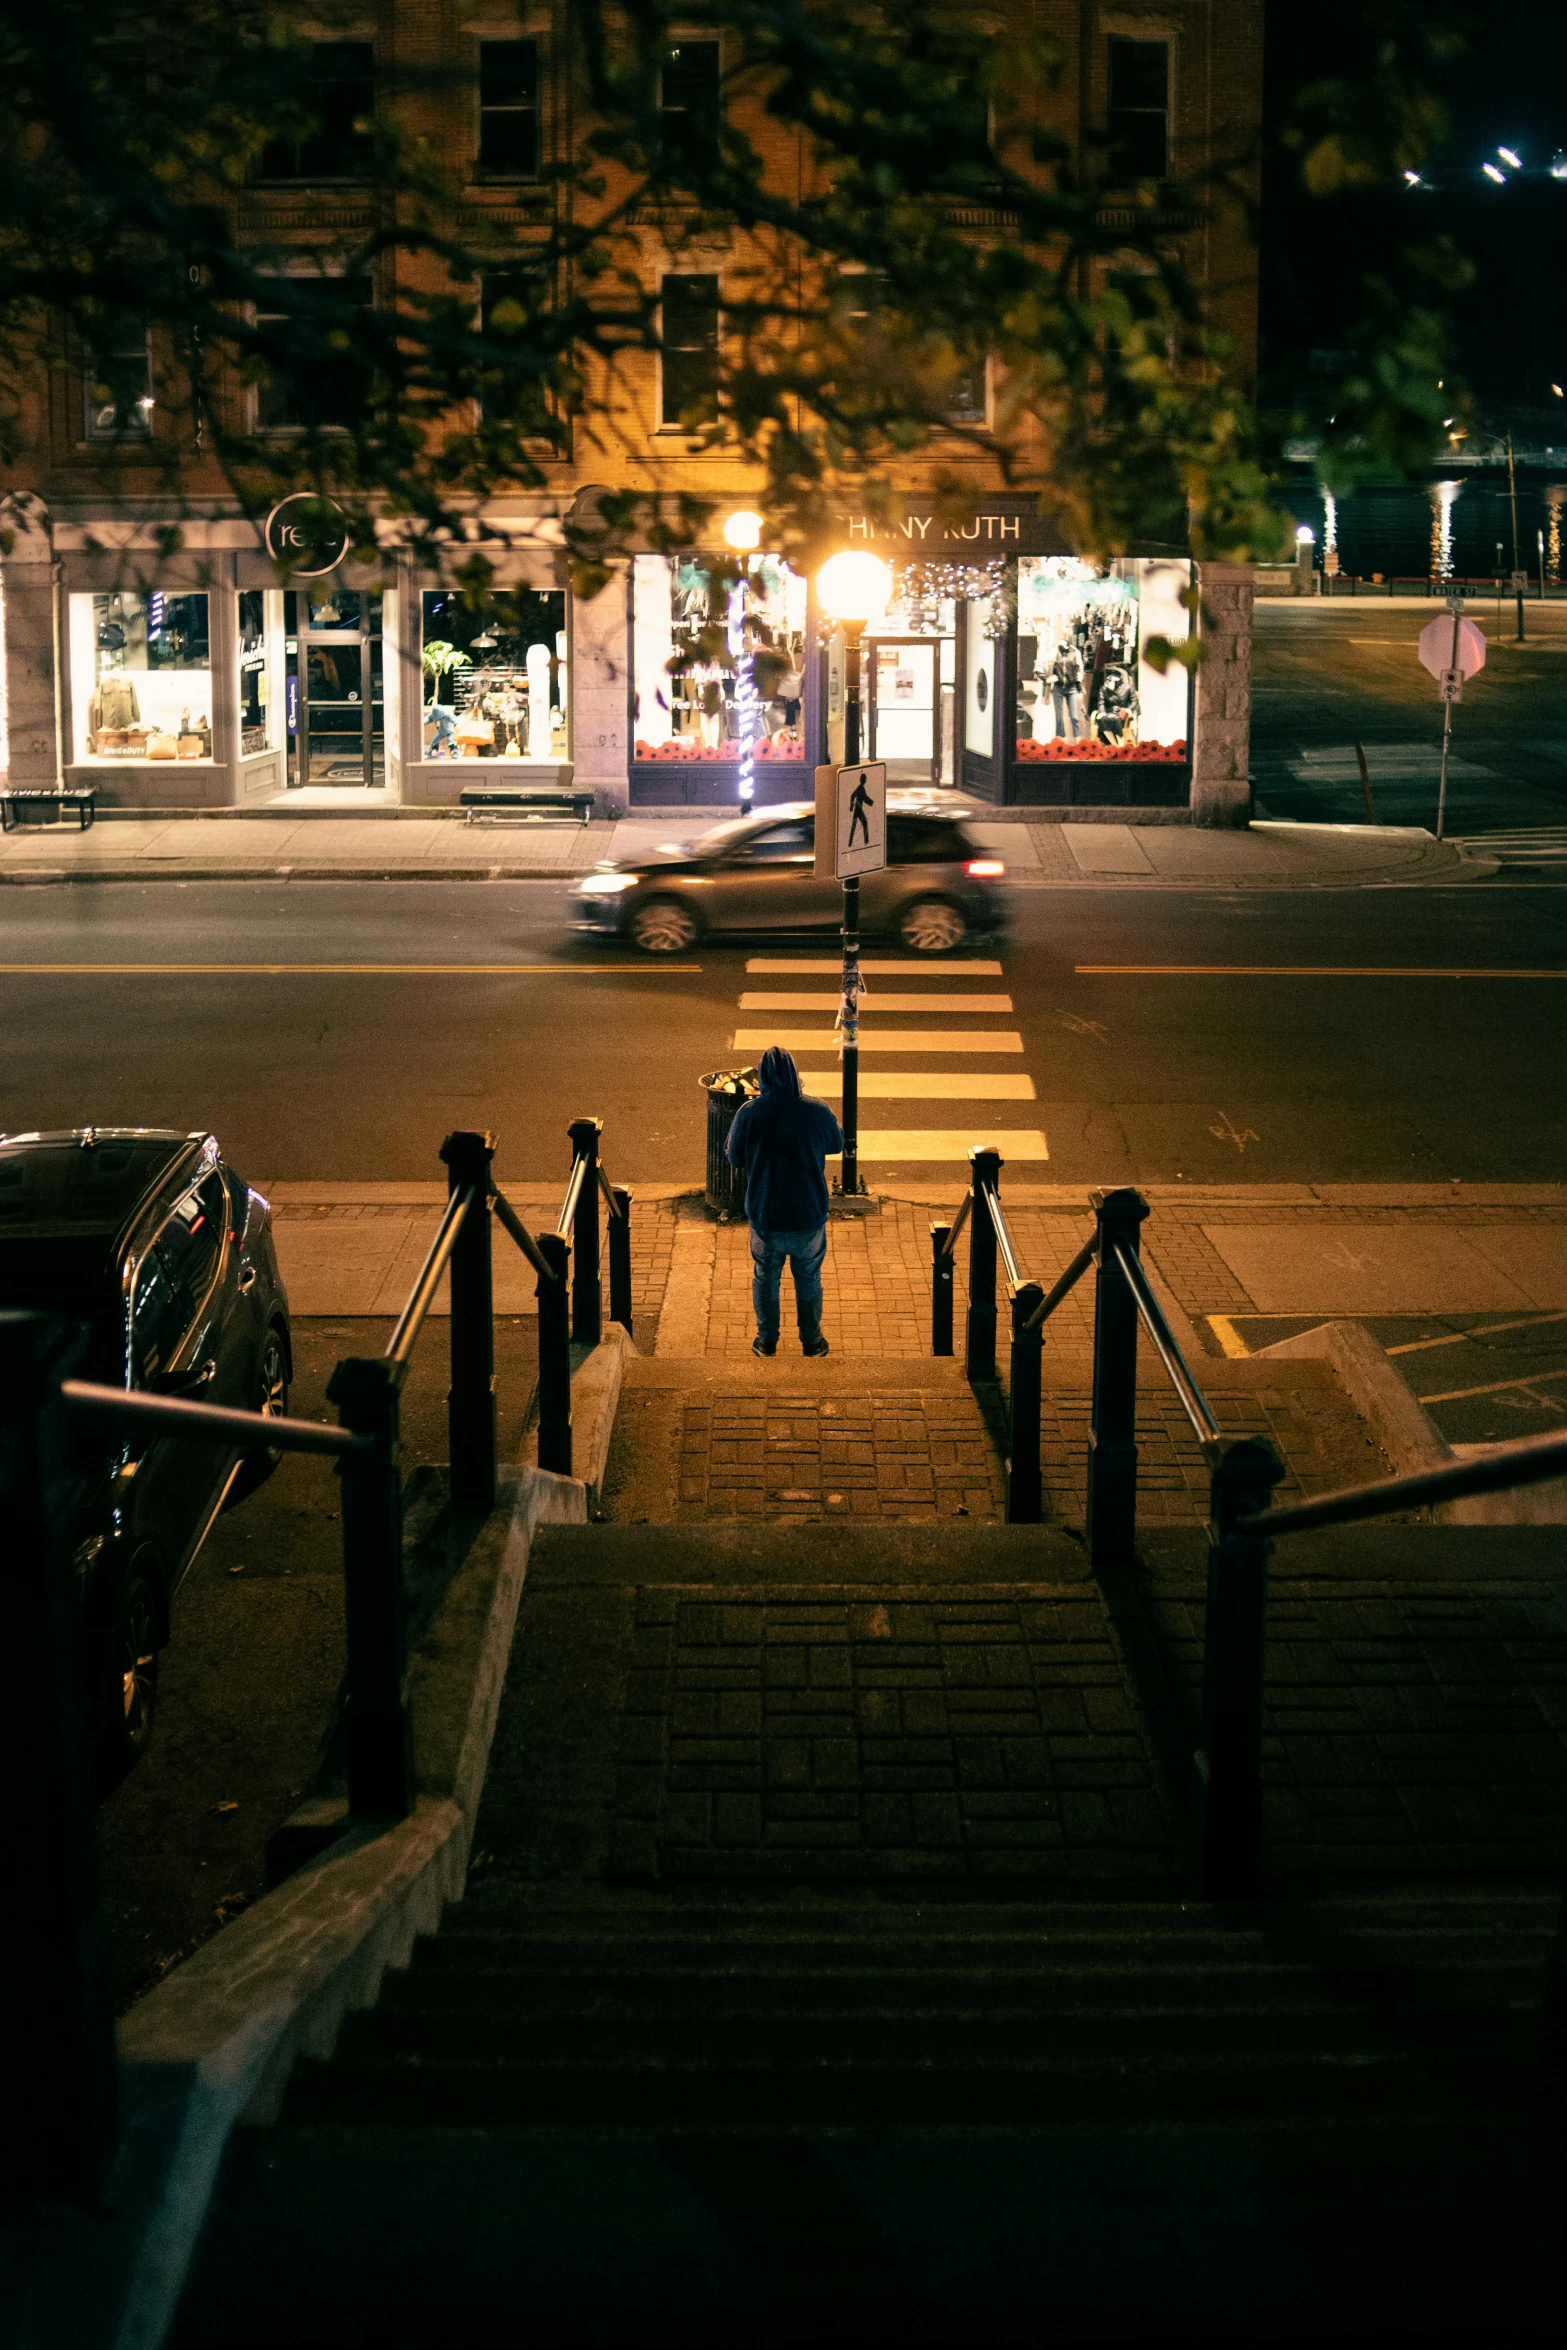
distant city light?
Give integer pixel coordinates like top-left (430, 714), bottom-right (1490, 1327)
top-left (1483, 162), bottom-right (1507, 184)
top-left (1403, 170), bottom-right (1421, 186)
top-left (1553, 153), bottom-right (1567, 181)
top-left (1498, 146), bottom-right (1523, 170)
top-left (1554, 384), bottom-right (1565, 398)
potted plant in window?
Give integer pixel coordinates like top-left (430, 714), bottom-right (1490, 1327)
top-left (422, 639), bottom-right (471, 757)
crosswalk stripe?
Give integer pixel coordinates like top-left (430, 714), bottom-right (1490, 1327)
top-left (799, 1072), bottom-right (1037, 1099)
top-left (739, 991), bottom-right (1014, 1013)
top-left (732, 1029), bottom-right (1024, 1053)
top-left (827, 1130), bottom-right (1049, 1161)
top-left (745, 957), bottom-right (1004, 975)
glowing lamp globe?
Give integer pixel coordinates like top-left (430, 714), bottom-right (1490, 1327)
top-left (817, 550), bottom-right (893, 625)
top-left (723, 510), bottom-right (765, 552)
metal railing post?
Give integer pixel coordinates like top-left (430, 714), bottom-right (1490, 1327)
top-left (609, 1184), bottom-right (633, 1336)
top-left (0, 1311), bottom-right (119, 2210)
top-left (1086, 1186), bottom-right (1149, 1571)
top-left (536, 1230), bottom-right (573, 1475)
top-left (327, 1356), bottom-right (413, 1821)
top-left (1007, 1280), bottom-right (1045, 1523)
top-left (965, 1148), bottom-right (1001, 1381)
top-left (567, 1117), bottom-right (603, 1347)
top-left (440, 1129), bottom-right (495, 1517)
top-left (931, 1221), bottom-right (954, 1355)
top-left (1200, 1439), bottom-right (1283, 1900)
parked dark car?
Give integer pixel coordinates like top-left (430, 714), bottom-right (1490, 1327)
top-left (574, 798), bottom-right (1008, 954)
top-left (0, 1128), bottom-right (291, 1787)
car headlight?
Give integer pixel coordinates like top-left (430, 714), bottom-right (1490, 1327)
top-left (578, 873), bottom-right (641, 897)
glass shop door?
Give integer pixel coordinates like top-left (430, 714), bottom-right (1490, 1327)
top-left (868, 637), bottom-right (941, 787)
top-left (288, 593), bottom-right (385, 788)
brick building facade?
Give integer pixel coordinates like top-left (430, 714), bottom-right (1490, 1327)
top-left (0, 1), bottom-right (1263, 823)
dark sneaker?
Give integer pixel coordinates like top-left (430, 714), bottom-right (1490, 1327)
top-left (752, 1336), bottom-right (777, 1358)
top-left (802, 1334), bottom-right (830, 1358)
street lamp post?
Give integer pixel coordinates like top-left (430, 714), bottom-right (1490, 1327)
top-left (816, 550), bottom-right (892, 1199)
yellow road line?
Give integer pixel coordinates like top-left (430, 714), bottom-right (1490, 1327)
top-left (1386, 1309), bottom-right (1567, 1356)
top-left (0, 963), bottom-right (701, 976)
top-left (1207, 1314), bottom-right (1252, 1359)
top-left (1075, 965), bottom-right (1567, 979)
top-left (1418, 1366), bottom-right (1567, 1406)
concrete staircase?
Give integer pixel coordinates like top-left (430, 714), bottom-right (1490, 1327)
top-left (168, 1512), bottom-right (1565, 2341)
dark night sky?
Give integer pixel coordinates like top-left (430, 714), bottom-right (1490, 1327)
top-left (1261, 1), bottom-right (1567, 416)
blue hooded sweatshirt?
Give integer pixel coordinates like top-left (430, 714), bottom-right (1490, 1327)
top-left (725, 1047), bottom-right (844, 1234)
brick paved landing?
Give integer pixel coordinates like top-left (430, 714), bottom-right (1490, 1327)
top-left (478, 1524), bottom-right (1178, 1892)
top-left (601, 1353), bottom-right (1393, 1531)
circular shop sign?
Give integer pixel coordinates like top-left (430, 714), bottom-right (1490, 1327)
top-left (263, 493), bottom-right (351, 578)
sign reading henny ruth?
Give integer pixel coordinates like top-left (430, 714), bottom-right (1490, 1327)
top-left (827, 499), bottom-right (1071, 557)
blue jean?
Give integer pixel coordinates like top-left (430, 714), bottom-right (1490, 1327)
top-left (750, 1223), bottom-right (827, 1345)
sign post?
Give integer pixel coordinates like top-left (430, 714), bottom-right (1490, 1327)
top-left (1417, 602), bottom-right (1486, 839)
top-left (815, 758), bottom-right (887, 1196)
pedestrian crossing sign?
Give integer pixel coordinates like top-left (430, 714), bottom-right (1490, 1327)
top-left (829, 760), bottom-right (887, 878)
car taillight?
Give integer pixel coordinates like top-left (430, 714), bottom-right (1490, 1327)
top-left (966, 858), bottom-right (1006, 877)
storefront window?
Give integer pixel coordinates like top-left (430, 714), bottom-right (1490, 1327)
top-left (239, 589), bottom-right (287, 755)
top-left (70, 591), bottom-right (211, 765)
top-left (1013, 557), bottom-right (1190, 772)
top-left (632, 553), bottom-right (806, 777)
top-left (421, 587), bottom-right (567, 760)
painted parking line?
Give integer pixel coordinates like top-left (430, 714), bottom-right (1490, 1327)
top-left (0, 962), bottom-right (703, 976)
top-left (1386, 1308), bottom-right (1567, 1356)
top-left (739, 991), bottom-right (1014, 1013)
top-left (800, 1072), bottom-right (1037, 1099)
top-left (1077, 965), bottom-right (1567, 979)
top-left (731, 1029), bottom-right (1025, 1053)
top-left (745, 958), bottom-right (1004, 975)
top-left (827, 1130), bottom-right (1049, 1162)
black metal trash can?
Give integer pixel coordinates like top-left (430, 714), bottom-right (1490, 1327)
top-left (701, 1067), bottom-right (757, 1220)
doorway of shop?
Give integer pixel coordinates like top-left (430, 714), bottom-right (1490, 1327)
top-left (866, 631), bottom-right (957, 787)
top-left (286, 588), bottom-right (385, 790)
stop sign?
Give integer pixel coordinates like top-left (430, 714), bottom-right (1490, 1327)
top-left (1418, 613), bottom-right (1487, 681)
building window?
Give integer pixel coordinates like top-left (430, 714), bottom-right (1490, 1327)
top-left (253, 275), bottom-right (375, 432)
top-left (239, 589), bottom-right (287, 756)
top-left (660, 39), bottom-right (720, 175)
top-left (478, 267), bottom-right (553, 430)
top-left (1107, 38), bottom-right (1170, 181)
top-left (660, 273), bottom-right (720, 427)
top-left (632, 553), bottom-right (806, 771)
top-left (478, 41), bottom-right (539, 177)
top-left (83, 312), bottom-right (153, 441)
top-left (839, 271), bottom-right (987, 430)
top-left (70, 592), bottom-right (212, 766)
top-left (421, 588), bottom-right (568, 762)
top-left (1012, 557), bottom-right (1191, 770)
top-left (258, 42), bottom-right (375, 181)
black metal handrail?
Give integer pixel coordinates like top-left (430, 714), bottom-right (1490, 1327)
top-left (385, 1182), bottom-right (474, 1371)
top-left (60, 1378), bottom-right (367, 1456)
top-left (1022, 1234), bottom-right (1096, 1333)
top-left (557, 1151), bottom-right (588, 1240)
top-left (1243, 1426), bottom-right (1567, 1539)
top-left (1111, 1241), bottom-right (1223, 1457)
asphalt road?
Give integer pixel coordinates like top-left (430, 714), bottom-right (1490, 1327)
top-left (3, 877), bottom-right (1566, 1186)
top-left (1252, 598), bottom-right (1567, 835)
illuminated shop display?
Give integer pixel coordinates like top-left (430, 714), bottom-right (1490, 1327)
top-left (420, 587), bottom-right (567, 761)
top-left (239, 589), bottom-right (287, 757)
top-left (71, 591), bottom-right (212, 763)
top-left (632, 553), bottom-right (806, 800)
top-left (1012, 557), bottom-right (1191, 772)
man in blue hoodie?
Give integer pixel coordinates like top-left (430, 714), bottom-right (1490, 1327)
top-left (725, 1046), bottom-right (844, 1358)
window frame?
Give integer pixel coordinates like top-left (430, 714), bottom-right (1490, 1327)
top-left (658, 35), bottom-right (722, 177)
top-left (658, 270), bottom-right (721, 430)
top-left (82, 314), bottom-right (154, 444)
top-left (476, 39), bottom-right (541, 180)
top-left (477, 263), bottom-right (555, 433)
top-left (251, 272), bottom-right (376, 436)
top-left (1106, 36), bottom-right (1172, 183)
top-left (255, 40), bottom-right (376, 184)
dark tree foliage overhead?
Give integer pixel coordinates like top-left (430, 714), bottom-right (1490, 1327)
top-left (0, 0), bottom-right (1466, 576)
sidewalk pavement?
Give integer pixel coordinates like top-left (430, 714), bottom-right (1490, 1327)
top-left (270, 1178), bottom-right (1567, 1531)
top-left (0, 804), bottom-right (1493, 887)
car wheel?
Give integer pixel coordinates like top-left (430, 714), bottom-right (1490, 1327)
top-left (631, 898), bottom-right (699, 954)
top-left (96, 1568), bottom-right (159, 1790)
top-left (899, 897), bottom-right (968, 954)
top-left (255, 1323), bottom-right (289, 1468)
